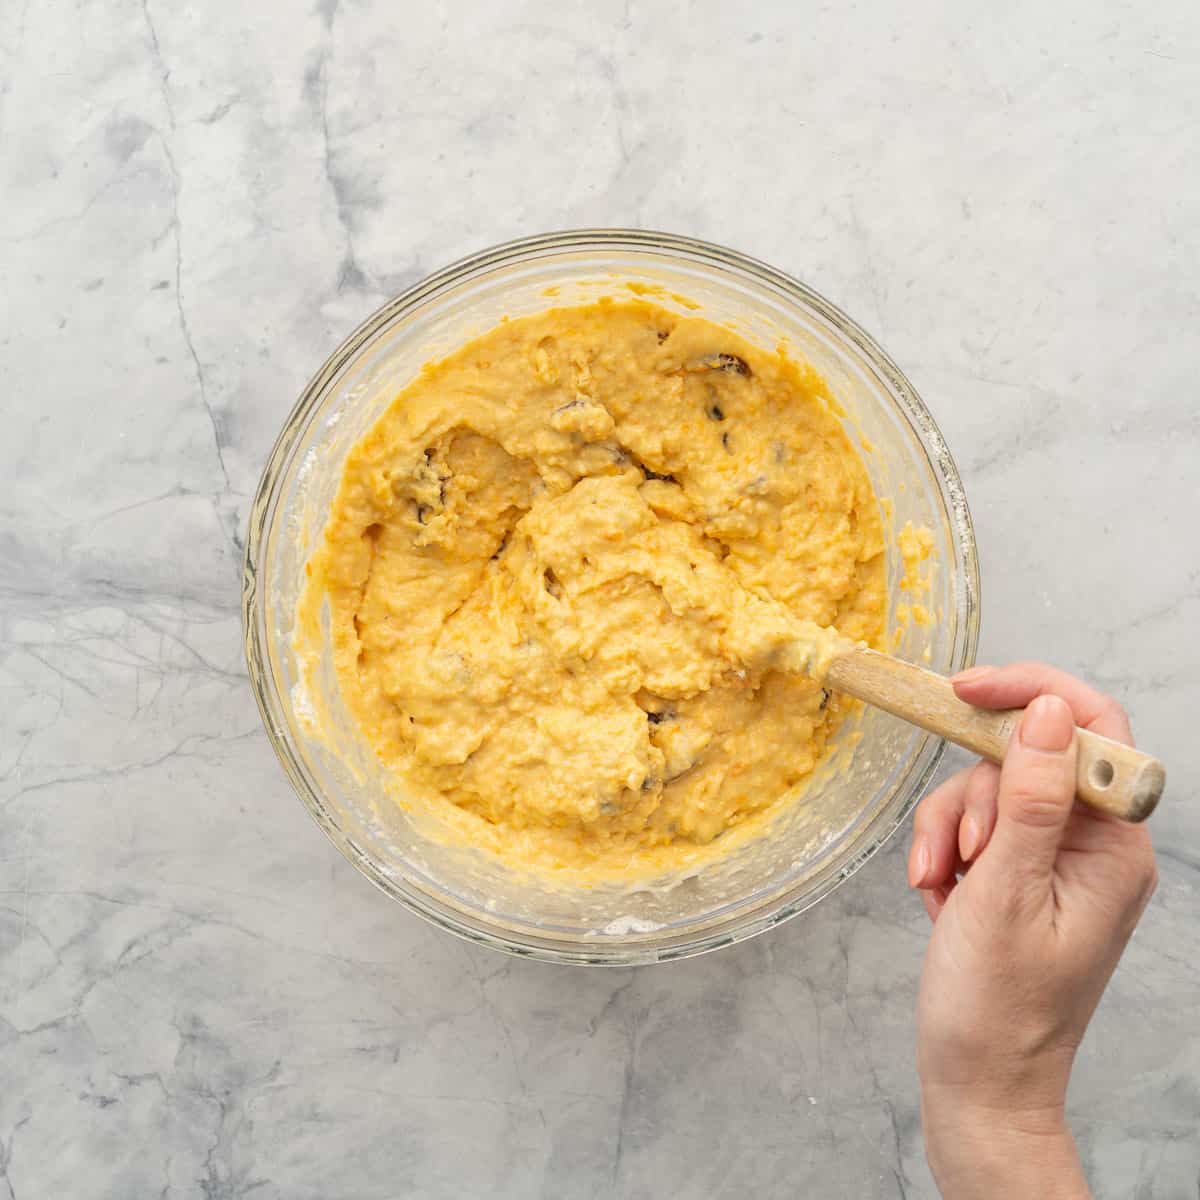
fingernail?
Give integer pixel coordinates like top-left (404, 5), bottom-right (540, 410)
top-left (961, 813), bottom-right (982, 861)
top-left (952, 665), bottom-right (993, 684)
top-left (909, 836), bottom-right (930, 887)
top-left (1020, 694), bottom-right (1075, 752)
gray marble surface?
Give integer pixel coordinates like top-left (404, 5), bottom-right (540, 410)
top-left (2, 1), bottom-right (1198, 1196)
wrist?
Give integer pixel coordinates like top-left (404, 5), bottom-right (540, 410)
top-left (921, 1094), bottom-right (1089, 1200)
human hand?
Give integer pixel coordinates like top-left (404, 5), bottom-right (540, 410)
top-left (907, 664), bottom-right (1158, 1199)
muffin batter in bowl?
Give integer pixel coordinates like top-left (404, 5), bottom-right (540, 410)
top-left (298, 298), bottom-right (886, 875)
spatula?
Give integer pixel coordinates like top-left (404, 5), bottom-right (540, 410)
top-left (823, 648), bottom-right (1164, 822)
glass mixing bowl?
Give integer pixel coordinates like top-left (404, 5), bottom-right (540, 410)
top-left (242, 230), bottom-right (980, 964)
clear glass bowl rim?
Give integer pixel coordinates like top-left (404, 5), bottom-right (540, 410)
top-left (242, 228), bottom-right (981, 966)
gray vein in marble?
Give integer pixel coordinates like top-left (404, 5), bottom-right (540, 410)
top-left (142, 0), bottom-right (237, 566)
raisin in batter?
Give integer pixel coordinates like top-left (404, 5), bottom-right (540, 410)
top-left (298, 299), bottom-right (886, 874)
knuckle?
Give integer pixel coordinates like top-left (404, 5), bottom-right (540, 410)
top-left (1138, 856), bottom-right (1159, 904)
top-left (965, 769), bottom-right (1001, 813)
top-left (914, 772), bottom-right (969, 833)
top-left (968, 759), bottom-right (1001, 790)
top-left (1098, 695), bottom-right (1129, 729)
top-left (1114, 849), bottom-right (1158, 921)
top-left (911, 799), bottom-right (938, 836)
top-left (1003, 782), bottom-right (1068, 828)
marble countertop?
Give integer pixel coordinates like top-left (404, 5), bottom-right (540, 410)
top-left (3, 2), bottom-right (1198, 1196)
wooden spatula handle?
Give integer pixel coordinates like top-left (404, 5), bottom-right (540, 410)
top-left (825, 649), bottom-right (1164, 822)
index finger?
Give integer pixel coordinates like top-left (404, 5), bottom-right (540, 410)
top-left (951, 662), bottom-right (1133, 745)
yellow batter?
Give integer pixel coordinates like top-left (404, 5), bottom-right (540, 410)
top-left (299, 299), bottom-right (887, 875)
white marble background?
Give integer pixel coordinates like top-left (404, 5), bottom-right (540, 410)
top-left (2, 1), bottom-right (1198, 1196)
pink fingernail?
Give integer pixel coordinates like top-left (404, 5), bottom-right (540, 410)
top-left (909, 836), bottom-right (931, 887)
top-left (960, 813), bottom-right (982, 861)
top-left (1020, 695), bottom-right (1074, 752)
top-left (952, 665), bottom-right (993, 684)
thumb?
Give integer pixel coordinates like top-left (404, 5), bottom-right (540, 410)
top-left (983, 694), bottom-right (1078, 891)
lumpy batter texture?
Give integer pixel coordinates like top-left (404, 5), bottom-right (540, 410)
top-left (300, 299), bottom-right (886, 873)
